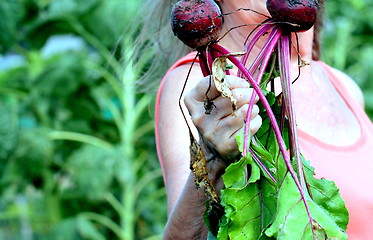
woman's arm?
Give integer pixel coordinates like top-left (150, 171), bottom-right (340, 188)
top-left (158, 64), bottom-right (261, 239)
top-left (163, 155), bottom-right (226, 240)
top-left (157, 64), bottom-right (203, 214)
top-left (159, 64), bottom-right (215, 239)
top-left (163, 173), bottom-right (210, 240)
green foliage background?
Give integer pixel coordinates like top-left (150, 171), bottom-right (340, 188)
top-left (0, 0), bottom-right (165, 239)
top-left (322, 0), bottom-right (373, 118)
top-left (0, 0), bottom-right (371, 239)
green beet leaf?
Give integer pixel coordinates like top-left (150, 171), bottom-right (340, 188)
top-left (209, 88), bottom-right (349, 239)
top-left (222, 156), bottom-right (251, 189)
top-left (218, 184), bottom-right (261, 240)
top-left (303, 160), bottom-right (349, 232)
top-left (214, 126), bottom-right (348, 239)
top-left (265, 172), bottom-right (348, 240)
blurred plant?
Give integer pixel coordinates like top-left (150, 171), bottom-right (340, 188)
top-left (0, 0), bottom-right (166, 239)
top-left (0, 0), bottom-right (371, 239)
top-left (321, 0), bottom-right (373, 119)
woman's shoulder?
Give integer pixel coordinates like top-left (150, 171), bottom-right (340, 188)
top-left (329, 66), bottom-right (365, 108)
top-left (317, 61), bottom-right (365, 108)
top-left (161, 53), bottom-right (203, 100)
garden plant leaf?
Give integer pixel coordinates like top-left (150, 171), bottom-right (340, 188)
top-left (209, 94), bottom-right (349, 240)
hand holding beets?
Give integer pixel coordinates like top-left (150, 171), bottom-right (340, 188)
top-left (184, 75), bottom-right (262, 162)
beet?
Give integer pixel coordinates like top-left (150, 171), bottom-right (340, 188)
top-left (170, 0), bottom-right (223, 49)
top-left (266, 0), bottom-right (319, 32)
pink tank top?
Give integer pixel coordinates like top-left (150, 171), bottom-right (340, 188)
top-left (155, 53), bottom-right (373, 239)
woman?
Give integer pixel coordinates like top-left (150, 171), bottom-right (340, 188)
top-left (151, 0), bottom-right (373, 238)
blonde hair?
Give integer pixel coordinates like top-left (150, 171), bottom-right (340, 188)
top-left (131, 0), bottom-right (188, 93)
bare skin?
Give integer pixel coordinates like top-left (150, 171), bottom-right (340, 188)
top-left (160, 66), bottom-right (262, 239)
top-left (159, 0), bottom-right (364, 239)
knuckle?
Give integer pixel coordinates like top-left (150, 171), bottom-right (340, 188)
top-left (235, 104), bottom-right (248, 121)
top-left (232, 88), bottom-right (245, 99)
top-left (252, 104), bottom-right (260, 115)
top-left (201, 76), bottom-right (215, 90)
top-left (239, 104), bottom-right (249, 115)
top-left (183, 90), bottom-right (194, 109)
top-left (255, 94), bottom-right (259, 102)
top-left (227, 75), bottom-right (250, 87)
top-left (191, 112), bottom-right (204, 126)
top-left (203, 131), bottom-right (216, 147)
top-left (251, 115), bottom-right (263, 134)
top-left (224, 116), bottom-right (241, 130)
top-left (220, 137), bottom-right (239, 156)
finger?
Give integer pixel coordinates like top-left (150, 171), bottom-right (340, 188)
top-left (235, 104), bottom-right (262, 134)
top-left (185, 77), bottom-right (253, 117)
top-left (208, 88), bottom-right (258, 118)
top-left (250, 115), bottom-right (262, 135)
top-left (194, 104), bottom-right (261, 159)
top-left (227, 114), bottom-right (262, 151)
top-left (192, 75), bottom-right (251, 102)
top-left (214, 103), bottom-right (260, 139)
top-left (244, 104), bottom-right (260, 120)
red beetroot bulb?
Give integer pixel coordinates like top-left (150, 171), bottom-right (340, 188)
top-left (171, 0), bottom-right (223, 49)
top-left (266, 0), bottom-right (319, 32)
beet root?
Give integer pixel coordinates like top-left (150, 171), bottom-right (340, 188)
top-left (266, 0), bottom-right (319, 32)
top-left (171, 0), bottom-right (223, 49)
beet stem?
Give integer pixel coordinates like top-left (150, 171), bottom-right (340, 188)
top-left (238, 23), bottom-right (275, 78)
top-left (278, 33), bottom-right (308, 193)
top-left (243, 27), bottom-right (281, 157)
top-left (198, 50), bottom-right (211, 77)
top-left (250, 144), bottom-right (277, 184)
top-left (211, 43), bottom-right (314, 230)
